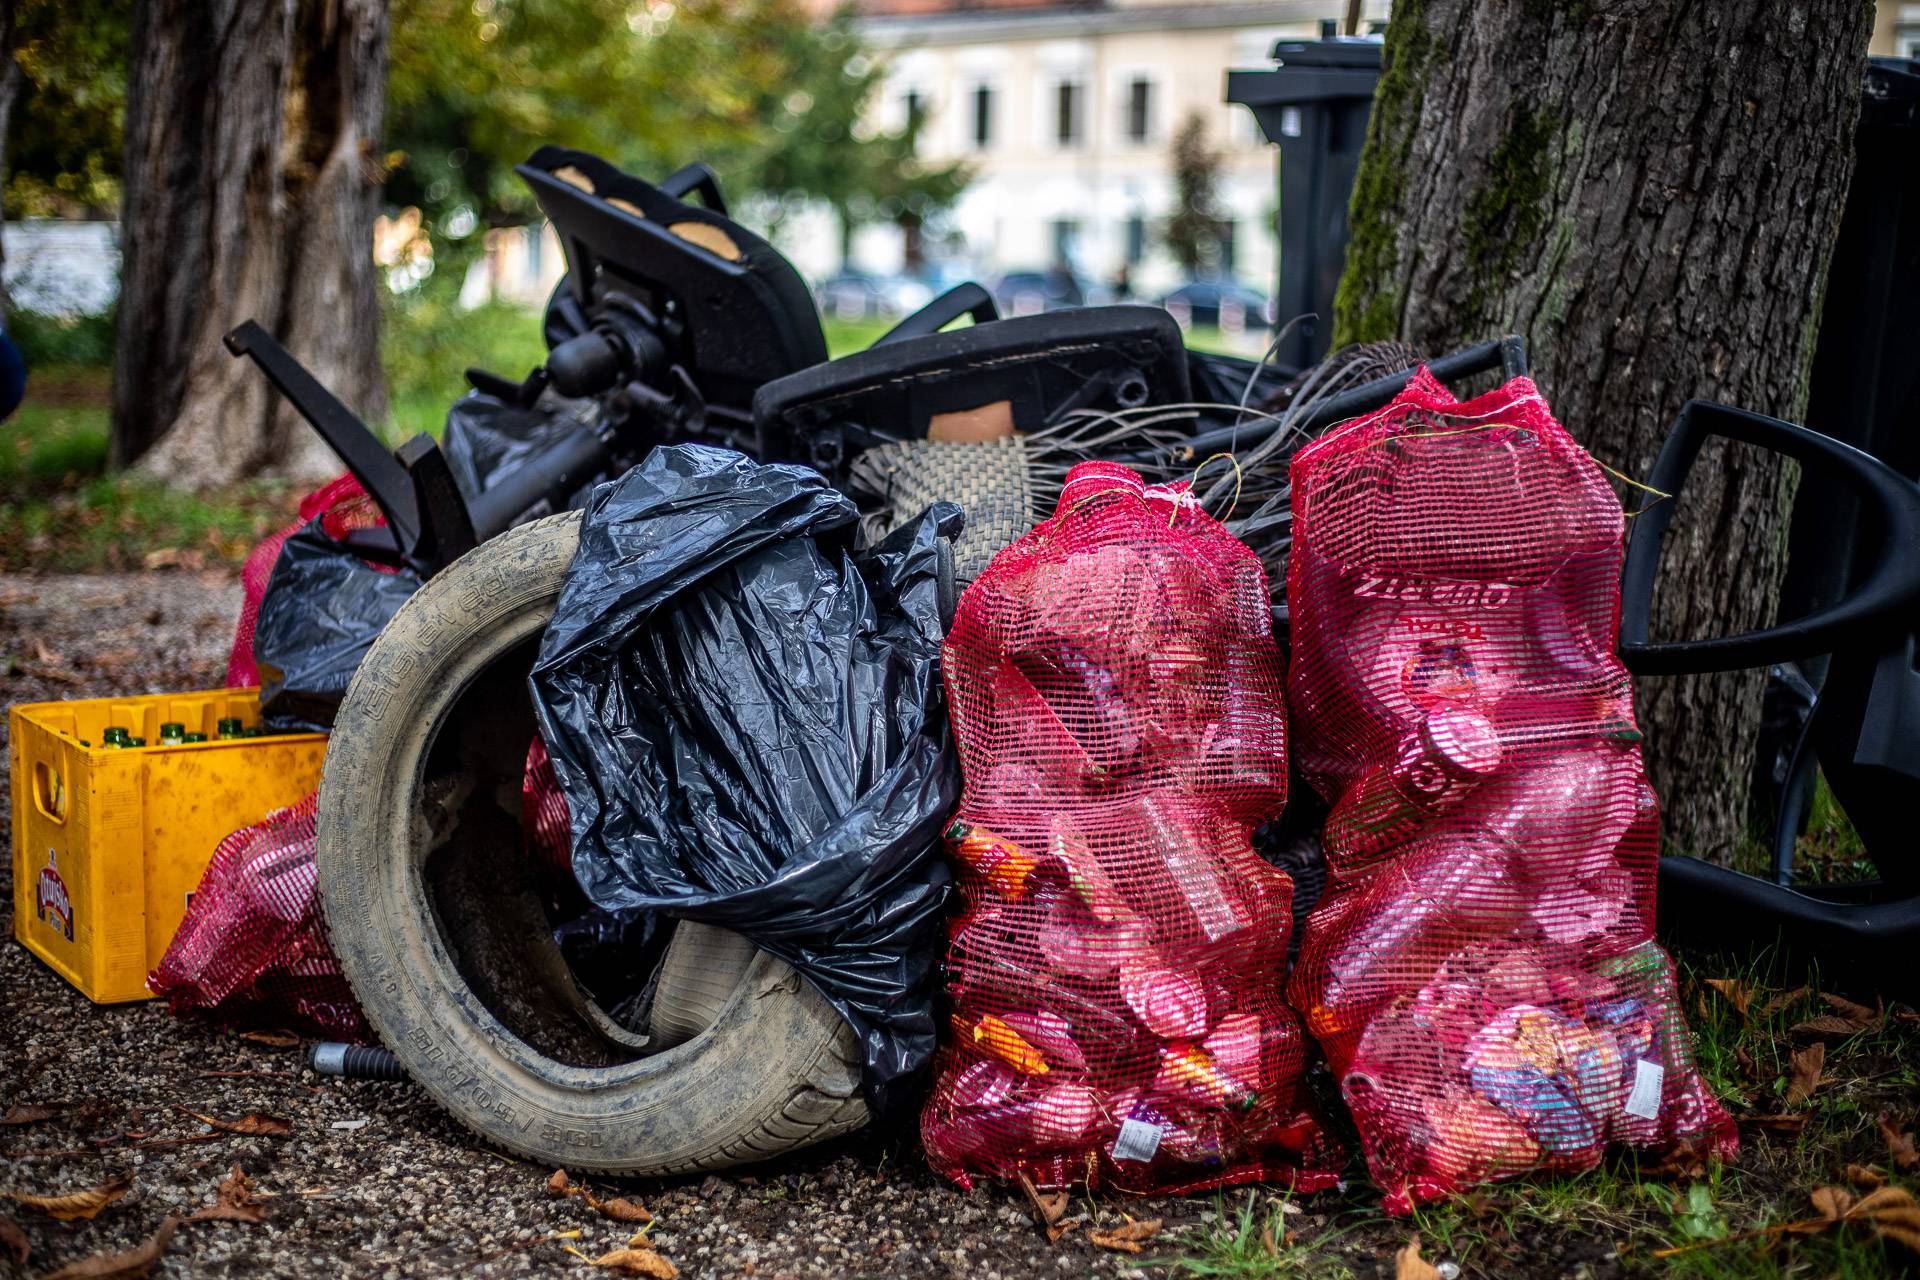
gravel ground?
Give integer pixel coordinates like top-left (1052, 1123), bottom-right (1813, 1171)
top-left (0, 572), bottom-right (1249, 1280)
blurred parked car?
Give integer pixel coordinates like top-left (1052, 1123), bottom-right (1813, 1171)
top-left (1157, 280), bottom-right (1277, 334)
top-left (814, 271), bottom-right (935, 321)
top-left (991, 268), bottom-right (1088, 316)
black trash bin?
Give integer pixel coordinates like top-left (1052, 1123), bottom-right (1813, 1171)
top-left (1225, 28), bottom-right (1382, 370)
top-left (1756, 56), bottom-right (1920, 859)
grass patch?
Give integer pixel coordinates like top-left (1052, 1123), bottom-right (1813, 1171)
top-left (0, 305), bottom-right (938, 574)
top-left (0, 365), bottom-right (298, 573)
top-left (1158, 955), bottom-right (1918, 1279)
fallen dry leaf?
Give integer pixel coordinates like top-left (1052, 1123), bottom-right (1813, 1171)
top-left (1395, 1237), bottom-right (1443, 1280)
top-left (43, 1215), bottom-right (178, 1280)
top-left (1823, 992), bottom-right (1880, 1025)
top-left (546, 1168), bottom-right (650, 1224)
top-left (1088, 1217), bottom-right (1161, 1254)
top-left (1639, 1142), bottom-right (1710, 1180)
top-left (1846, 1163), bottom-right (1887, 1190)
top-left (1761, 986), bottom-right (1810, 1016)
top-left (1734, 1044), bottom-right (1757, 1080)
top-left (183, 1110), bottom-right (291, 1138)
top-left (236, 1030), bottom-right (300, 1049)
top-left (1793, 1014), bottom-right (1870, 1038)
top-left (1703, 978), bottom-right (1754, 1018)
top-left (588, 1246), bottom-right (678, 1277)
top-left (6, 1175), bottom-right (132, 1221)
top-left (1795, 1184), bottom-right (1920, 1255)
top-left (590, 1195), bottom-right (652, 1224)
top-left (0, 1213), bottom-right (26, 1266)
top-left (187, 1166), bottom-right (266, 1224)
top-left (1742, 1113), bottom-right (1809, 1135)
top-left (1786, 1041), bottom-right (1826, 1107)
top-left (1017, 1174), bottom-right (1077, 1243)
top-left (1882, 1117), bottom-right (1920, 1172)
top-left (1, 1102), bottom-right (67, 1126)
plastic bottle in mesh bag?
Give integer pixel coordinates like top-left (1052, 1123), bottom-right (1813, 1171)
top-left (148, 795), bottom-right (372, 1041)
top-left (1284, 370), bottom-right (1735, 1213)
top-left (926, 461), bottom-right (1339, 1196)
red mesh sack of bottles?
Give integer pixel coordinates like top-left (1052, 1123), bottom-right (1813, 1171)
top-left (1284, 369), bottom-right (1736, 1213)
top-left (149, 795), bottom-right (372, 1040)
top-left (924, 460), bottom-right (1338, 1195)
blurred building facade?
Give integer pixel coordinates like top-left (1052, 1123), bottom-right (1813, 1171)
top-left (832, 0), bottom-right (1389, 299)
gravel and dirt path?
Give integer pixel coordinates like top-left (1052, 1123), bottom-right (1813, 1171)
top-left (0, 572), bottom-right (1230, 1279)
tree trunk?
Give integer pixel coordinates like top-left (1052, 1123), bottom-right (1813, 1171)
top-left (112, 0), bottom-right (388, 489)
top-left (1332, 0), bottom-right (1870, 862)
top-left (0, 0), bottom-right (22, 322)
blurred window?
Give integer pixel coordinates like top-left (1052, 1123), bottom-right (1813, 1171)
top-left (1052, 218), bottom-right (1081, 263)
top-left (973, 84), bottom-right (994, 148)
top-left (1126, 78), bottom-right (1153, 142)
top-left (1125, 215), bottom-right (1146, 265)
top-left (1220, 218), bottom-right (1237, 275)
top-left (1056, 81), bottom-right (1082, 147)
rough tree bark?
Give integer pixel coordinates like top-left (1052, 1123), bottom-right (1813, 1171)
top-left (112, 0), bottom-right (388, 489)
top-left (1332, 0), bottom-right (1871, 860)
top-left (0, 0), bottom-right (19, 321)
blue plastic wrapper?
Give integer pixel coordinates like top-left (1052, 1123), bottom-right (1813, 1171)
top-left (530, 444), bottom-right (962, 1104)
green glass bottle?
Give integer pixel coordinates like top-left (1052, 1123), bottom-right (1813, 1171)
top-left (216, 718), bottom-right (244, 740)
top-left (183, 732), bottom-right (207, 743)
top-left (103, 726), bottom-right (130, 746)
top-left (159, 721), bottom-right (187, 746)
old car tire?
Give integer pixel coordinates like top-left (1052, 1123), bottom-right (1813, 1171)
top-left (316, 512), bottom-right (869, 1175)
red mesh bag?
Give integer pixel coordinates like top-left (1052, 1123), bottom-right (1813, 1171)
top-left (924, 461), bottom-right (1338, 1196)
top-left (149, 794), bottom-right (372, 1041)
top-left (225, 474), bottom-right (378, 688)
top-left (523, 734), bottom-right (575, 886)
top-left (1284, 370), bottom-right (1736, 1212)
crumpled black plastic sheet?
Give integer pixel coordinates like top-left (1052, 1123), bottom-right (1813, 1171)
top-left (443, 391), bottom-right (590, 511)
top-left (252, 518), bottom-right (422, 729)
top-left (530, 444), bottom-right (961, 1105)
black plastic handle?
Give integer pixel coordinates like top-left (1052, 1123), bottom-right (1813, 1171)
top-left (874, 283), bottom-right (999, 347)
top-left (1619, 400), bottom-right (1920, 674)
top-left (657, 161), bottom-right (727, 214)
top-left (223, 321), bottom-right (422, 552)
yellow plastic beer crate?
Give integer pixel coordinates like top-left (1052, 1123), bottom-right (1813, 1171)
top-left (9, 688), bottom-right (327, 1003)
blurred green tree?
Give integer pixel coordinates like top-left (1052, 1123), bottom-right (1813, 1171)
top-left (5, 0), bottom-right (130, 220)
top-left (384, 0), bottom-right (967, 284)
top-left (658, 2), bottom-right (969, 268)
top-left (1165, 112), bottom-right (1223, 276)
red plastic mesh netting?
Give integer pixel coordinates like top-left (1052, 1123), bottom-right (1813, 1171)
top-left (1284, 370), bottom-right (1736, 1213)
top-left (924, 460), bottom-right (1339, 1195)
top-left (225, 474), bottom-right (376, 688)
top-left (149, 794), bottom-right (372, 1041)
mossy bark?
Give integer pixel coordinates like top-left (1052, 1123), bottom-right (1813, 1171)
top-left (1333, 0), bottom-right (1872, 859)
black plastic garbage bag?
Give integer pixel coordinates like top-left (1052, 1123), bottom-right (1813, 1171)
top-left (443, 391), bottom-right (590, 511)
top-left (530, 444), bottom-right (961, 1104)
top-left (253, 519), bottom-right (421, 729)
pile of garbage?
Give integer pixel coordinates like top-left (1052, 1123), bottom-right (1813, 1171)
top-left (144, 361), bottom-right (1732, 1214)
